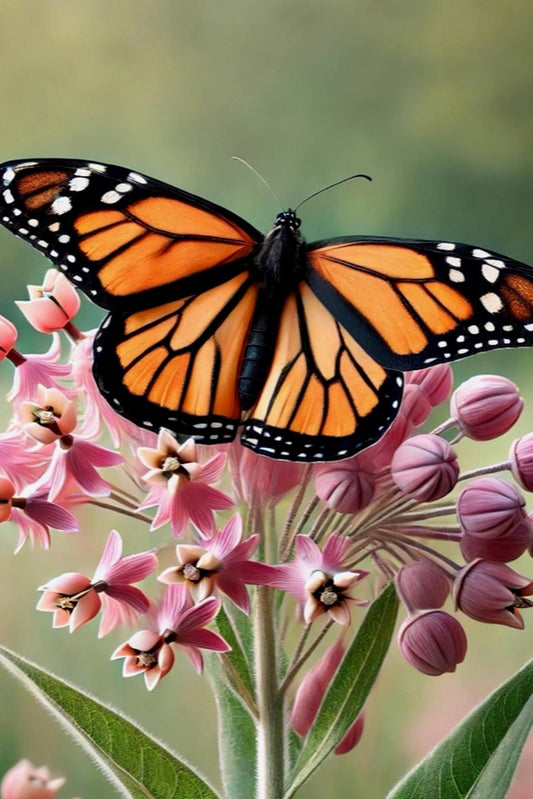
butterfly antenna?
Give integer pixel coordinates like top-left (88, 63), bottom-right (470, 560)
top-left (231, 156), bottom-right (284, 211)
top-left (294, 173), bottom-right (372, 212)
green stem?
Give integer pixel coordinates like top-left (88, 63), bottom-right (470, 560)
top-left (254, 585), bottom-right (285, 799)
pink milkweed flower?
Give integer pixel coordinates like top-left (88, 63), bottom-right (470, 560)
top-left (453, 559), bottom-right (533, 629)
top-left (0, 428), bottom-right (50, 491)
top-left (269, 533), bottom-right (368, 625)
top-left (457, 477), bottom-right (527, 539)
top-left (398, 610), bottom-right (467, 676)
top-left (20, 385), bottom-right (124, 501)
top-left (36, 530), bottom-right (157, 635)
top-left (450, 374), bottom-right (523, 441)
top-left (227, 441), bottom-right (305, 509)
top-left (137, 429), bottom-right (233, 538)
top-left (158, 514), bottom-right (274, 613)
top-left (315, 456), bottom-right (376, 514)
top-left (395, 559), bottom-right (451, 612)
top-left (0, 314), bottom-right (18, 360)
top-left (509, 433), bottom-right (533, 492)
top-left (391, 434), bottom-right (459, 502)
top-left (460, 516), bottom-right (532, 563)
top-left (6, 333), bottom-right (74, 405)
top-left (71, 331), bottom-right (147, 446)
top-left (406, 364), bottom-right (453, 408)
top-left (0, 476), bottom-right (79, 552)
top-left (111, 583), bottom-right (230, 689)
top-left (16, 269), bottom-right (81, 333)
top-left (0, 758), bottom-right (65, 799)
top-left (290, 639), bottom-right (365, 754)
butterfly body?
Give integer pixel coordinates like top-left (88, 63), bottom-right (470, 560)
top-left (0, 158), bottom-right (531, 461)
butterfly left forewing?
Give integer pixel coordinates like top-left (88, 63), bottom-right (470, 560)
top-left (241, 281), bottom-right (403, 461)
top-left (94, 271), bottom-right (259, 441)
top-left (0, 159), bottom-right (260, 311)
top-left (307, 237), bottom-right (533, 370)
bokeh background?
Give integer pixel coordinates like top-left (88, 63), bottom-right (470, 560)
top-left (0, 1), bottom-right (531, 797)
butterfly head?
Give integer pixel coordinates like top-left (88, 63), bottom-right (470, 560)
top-left (274, 209), bottom-right (301, 231)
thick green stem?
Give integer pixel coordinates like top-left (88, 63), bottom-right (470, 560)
top-left (255, 585), bottom-right (285, 799)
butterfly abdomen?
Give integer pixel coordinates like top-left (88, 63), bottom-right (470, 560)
top-left (238, 293), bottom-right (283, 410)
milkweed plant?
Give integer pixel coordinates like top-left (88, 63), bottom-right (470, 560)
top-left (1, 268), bottom-right (533, 799)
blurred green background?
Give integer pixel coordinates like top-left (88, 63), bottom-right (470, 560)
top-left (0, 0), bottom-right (531, 797)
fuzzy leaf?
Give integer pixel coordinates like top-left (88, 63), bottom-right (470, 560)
top-left (0, 644), bottom-right (219, 799)
top-left (386, 658), bottom-right (533, 799)
top-left (286, 583), bottom-right (398, 797)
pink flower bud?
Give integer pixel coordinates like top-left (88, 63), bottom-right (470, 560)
top-left (398, 610), bottom-right (467, 675)
top-left (457, 477), bottom-right (526, 539)
top-left (16, 269), bottom-right (81, 333)
top-left (391, 434), bottom-right (458, 501)
top-left (509, 433), bottom-right (533, 492)
top-left (396, 559), bottom-right (451, 611)
top-left (400, 384), bottom-right (432, 428)
top-left (315, 458), bottom-right (376, 513)
top-left (453, 559), bottom-right (533, 629)
top-left (450, 375), bottom-right (523, 441)
top-left (0, 315), bottom-right (17, 360)
top-left (460, 515), bottom-right (531, 563)
top-left (406, 364), bottom-right (453, 407)
top-left (0, 759), bottom-right (65, 799)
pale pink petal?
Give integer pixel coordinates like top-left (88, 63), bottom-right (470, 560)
top-left (104, 551), bottom-right (158, 584)
top-left (196, 452), bottom-right (227, 483)
top-left (93, 529), bottom-right (122, 578)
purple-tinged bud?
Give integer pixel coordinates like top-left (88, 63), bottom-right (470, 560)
top-left (509, 433), bottom-right (533, 492)
top-left (460, 515), bottom-right (532, 563)
top-left (398, 610), bottom-right (467, 676)
top-left (406, 364), bottom-right (453, 407)
top-left (400, 384), bottom-right (432, 428)
top-left (396, 559), bottom-right (451, 612)
top-left (457, 477), bottom-right (526, 539)
top-left (450, 375), bottom-right (523, 441)
top-left (453, 559), bottom-right (533, 629)
top-left (315, 459), bottom-right (376, 513)
top-left (391, 434), bottom-right (458, 501)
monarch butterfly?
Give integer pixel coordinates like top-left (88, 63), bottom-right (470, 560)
top-left (0, 158), bottom-right (531, 461)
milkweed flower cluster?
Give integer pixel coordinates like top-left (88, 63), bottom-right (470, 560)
top-left (2, 270), bottom-right (533, 768)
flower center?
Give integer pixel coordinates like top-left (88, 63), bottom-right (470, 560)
top-left (317, 582), bottom-right (340, 607)
top-left (182, 562), bottom-right (203, 582)
top-left (137, 651), bottom-right (158, 668)
top-left (161, 455), bottom-right (190, 479)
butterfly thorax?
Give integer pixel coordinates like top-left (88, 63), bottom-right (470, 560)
top-left (239, 210), bottom-right (307, 411)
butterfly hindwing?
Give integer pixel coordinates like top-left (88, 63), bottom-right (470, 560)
top-left (307, 237), bottom-right (533, 370)
top-left (242, 281), bottom-right (403, 460)
top-left (0, 159), bottom-right (260, 311)
top-left (94, 271), bottom-right (259, 441)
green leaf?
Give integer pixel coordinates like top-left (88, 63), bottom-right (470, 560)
top-left (285, 583), bottom-right (399, 798)
top-left (214, 605), bottom-right (254, 697)
top-left (0, 644), bottom-right (220, 799)
top-left (386, 658), bottom-right (533, 799)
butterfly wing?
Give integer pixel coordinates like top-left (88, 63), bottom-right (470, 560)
top-left (306, 237), bottom-right (533, 369)
top-left (0, 159), bottom-right (260, 310)
top-left (95, 272), bottom-right (259, 439)
top-left (241, 281), bottom-right (403, 460)
top-left (0, 159), bottom-right (264, 444)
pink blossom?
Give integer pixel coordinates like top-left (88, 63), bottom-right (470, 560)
top-left (0, 759), bottom-right (65, 799)
top-left (37, 530), bottom-right (156, 634)
top-left (315, 457), bottom-right (376, 513)
top-left (19, 386), bottom-right (77, 445)
top-left (398, 610), bottom-right (467, 675)
top-left (16, 269), bottom-right (81, 333)
top-left (406, 364), bottom-right (453, 407)
top-left (450, 375), bottom-right (523, 441)
top-left (6, 334), bottom-right (74, 405)
top-left (0, 314), bottom-right (18, 360)
top-left (460, 516), bottom-right (532, 563)
top-left (137, 430), bottom-right (233, 538)
top-left (158, 514), bottom-right (274, 613)
top-left (457, 477), bottom-right (527, 539)
top-left (268, 534), bottom-right (368, 625)
top-left (453, 559), bottom-right (533, 629)
top-left (395, 559), bottom-right (451, 612)
top-left (0, 428), bottom-right (50, 491)
top-left (509, 433), bottom-right (533, 492)
top-left (391, 434), bottom-right (459, 502)
top-left (111, 583), bottom-right (230, 689)
top-left (0, 476), bottom-right (79, 552)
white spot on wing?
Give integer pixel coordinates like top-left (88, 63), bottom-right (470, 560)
top-left (481, 293), bottom-right (503, 313)
top-left (482, 264), bottom-right (501, 283)
top-left (437, 242), bottom-right (455, 251)
top-left (69, 177), bottom-right (89, 192)
top-left (449, 268), bottom-right (465, 283)
top-left (51, 196), bottom-right (72, 215)
top-left (101, 190), bottom-right (121, 204)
